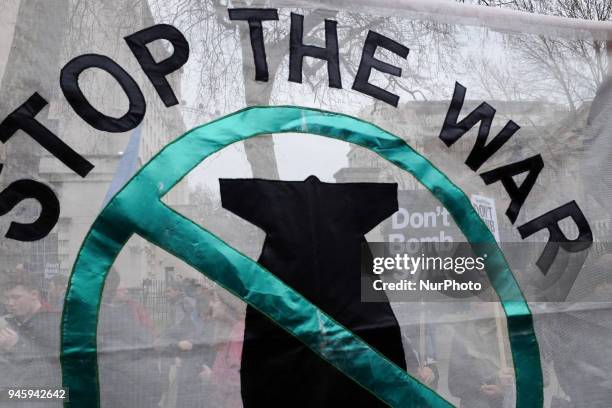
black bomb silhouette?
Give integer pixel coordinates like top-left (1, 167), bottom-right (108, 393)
top-left (220, 175), bottom-right (406, 407)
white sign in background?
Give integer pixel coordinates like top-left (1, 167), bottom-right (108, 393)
top-left (470, 194), bottom-right (500, 243)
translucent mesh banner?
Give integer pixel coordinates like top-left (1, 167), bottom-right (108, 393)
top-left (1, 0), bottom-right (612, 407)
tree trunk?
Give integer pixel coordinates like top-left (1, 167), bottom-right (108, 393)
top-left (236, 11), bottom-right (280, 179)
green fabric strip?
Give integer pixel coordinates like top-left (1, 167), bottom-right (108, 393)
top-left (61, 106), bottom-right (542, 407)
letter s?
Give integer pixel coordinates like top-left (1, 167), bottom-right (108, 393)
top-left (0, 177), bottom-right (60, 241)
top-left (475, 257), bottom-right (485, 270)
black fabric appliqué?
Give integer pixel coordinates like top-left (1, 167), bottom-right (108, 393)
top-left (480, 154), bottom-right (544, 224)
top-left (220, 175), bottom-right (406, 408)
top-left (0, 93), bottom-right (93, 177)
top-left (0, 178), bottom-right (60, 241)
top-left (289, 13), bottom-right (342, 89)
top-left (518, 200), bottom-right (592, 274)
top-left (124, 24), bottom-right (190, 107)
top-left (60, 54), bottom-right (146, 132)
top-left (228, 8), bottom-right (279, 82)
top-left (351, 31), bottom-right (409, 107)
top-left (439, 82), bottom-right (520, 171)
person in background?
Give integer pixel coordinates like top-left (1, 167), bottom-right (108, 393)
top-left (166, 280), bottom-right (197, 327)
top-left (0, 275), bottom-right (7, 317)
top-left (545, 257), bottom-right (612, 408)
top-left (115, 286), bottom-right (156, 335)
top-left (0, 273), bottom-right (61, 407)
top-left (157, 280), bottom-right (200, 408)
top-left (401, 321), bottom-right (439, 389)
top-left (97, 268), bottom-right (162, 407)
top-left (448, 302), bottom-right (513, 408)
top-left (196, 287), bottom-right (218, 397)
top-left (47, 275), bottom-right (68, 313)
top-left (209, 292), bottom-right (245, 408)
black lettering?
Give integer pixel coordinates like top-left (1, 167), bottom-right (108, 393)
top-left (60, 54), bottom-right (146, 132)
top-left (351, 31), bottom-right (409, 107)
top-left (518, 201), bottom-right (592, 274)
top-left (228, 9), bottom-right (278, 82)
top-left (124, 24), bottom-right (190, 107)
top-left (0, 178), bottom-right (60, 242)
top-left (0, 93), bottom-right (93, 177)
top-left (480, 155), bottom-right (544, 224)
top-left (440, 82), bottom-right (519, 171)
top-left (289, 13), bottom-right (341, 88)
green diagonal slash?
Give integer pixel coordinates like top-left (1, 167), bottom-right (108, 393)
top-left (61, 106), bottom-right (542, 407)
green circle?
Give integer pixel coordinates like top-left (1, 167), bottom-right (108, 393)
top-left (60, 106), bottom-right (542, 407)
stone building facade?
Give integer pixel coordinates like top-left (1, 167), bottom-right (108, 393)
top-left (0, 0), bottom-right (190, 287)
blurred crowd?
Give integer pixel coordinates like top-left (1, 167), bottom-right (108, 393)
top-left (0, 264), bottom-right (517, 408)
top-left (2, 264), bottom-right (612, 407)
top-left (0, 265), bottom-right (244, 408)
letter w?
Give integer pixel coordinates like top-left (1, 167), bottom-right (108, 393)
top-left (439, 82), bottom-right (519, 171)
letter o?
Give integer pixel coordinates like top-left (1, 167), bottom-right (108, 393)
top-left (410, 212), bottom-right (423, 228)
top-left (60, 54), bottom-right (146, 132)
